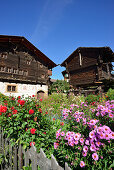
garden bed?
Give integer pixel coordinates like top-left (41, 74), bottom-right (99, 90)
top-left (0, 92), bottom-right (114, 169)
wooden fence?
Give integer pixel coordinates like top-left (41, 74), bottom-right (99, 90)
top-left (0, 127), bottom-right (71, 170)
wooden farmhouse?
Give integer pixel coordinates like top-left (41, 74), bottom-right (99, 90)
top-left (61, 47), bottom-right (114, 95)
top-left (0, 35), bottom-right (56, 98)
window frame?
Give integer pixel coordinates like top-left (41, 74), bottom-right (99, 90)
top-left (6, 84), bottom-right (17, 93)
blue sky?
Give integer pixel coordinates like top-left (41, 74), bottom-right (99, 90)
top-left (0, 0), bottom-right (114, 79)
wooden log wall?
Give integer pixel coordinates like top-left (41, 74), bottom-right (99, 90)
top-left (0, 42), bottom-right (49, 84)
top-left (67, 49), bottom-right (99, 72)
top-left (70, 67), bottom-right (96, 86)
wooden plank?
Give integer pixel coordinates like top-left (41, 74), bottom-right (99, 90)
top-left (51, 154), bottom-right (63, 170)
top-left (13, 145), bottom-right (17, 170)
top-left (65, 162), bottom-right (71, 170)
top-left (18, 144), bottom-right (23, 169)
top-left (9, 142), bottom-right (12, 170)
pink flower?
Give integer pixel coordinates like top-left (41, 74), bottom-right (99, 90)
top-left (82, 151), bottom-right (87, 157)
top-left (74, 140), bottom-right (78, 145)
top-left (80, 161), bottom-right (85, 167)
top-left (89, 130), bottom-right (95, 138)
top-left (103, 125), bottom-right (111, 133)
top-left (61, 131), bottom-right (65, 136)
top-left (109, 113), bottom-right (113, 118)
top-left (89, 119), bottom-right (96, 125)
top-left (110, 132), bottom-right (114, 139)
top-left (90, 144), bottom-right (96, 152)
top-left (74, 133), bottom-right (80, 140)
top-left (83, 145), bottom-right (88, 153)
top-left (105, 133), bottom-right (111, 140)
top-left (92, 153), bottom-right (99, 161)
top-left (85, 139), bottom-right (89, 145)
top-left (80, 138), bottom-right (84, 144)
top-left (54, 142), bottom-right (59, 149)
top-left (95, 141), bottom-right (101, 147)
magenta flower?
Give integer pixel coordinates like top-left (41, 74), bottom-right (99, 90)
top-left (90, 144), bottom-right (96, 152)
top-left (85, 139), bottom-right (89, 145)
top-left (80, 138), bottom-right (84, 144)
top-left (103, 125), bottom-right (111, 133)
top-left (92, 153), bottom-right (99, 161)
top-left (74, 140), bottom-right (78, 145)
top-left (83, 145), bottom-right (88, 153)
top-left (109, 113), bottom-right (113, 118)
top-left (82, 151), bottom-right (87, 157)
top-left (61, 131), bottom-right (65, 136)
top-left (89, 130), bottom-right (95, 138)
top-left (105, 133), bottom-right (111, 140)
top-left (74, 133), bottom-right (80, 140)
top-left (54, 142), bottom-right (59, 149)
top-left (110, 132), bottom-right (114, 139)
top-left (80, 161), bottom-right (85, 167)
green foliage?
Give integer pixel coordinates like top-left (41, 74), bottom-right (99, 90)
top-left (49, 80), bottom-right (70, 94)
top-left (106, 88), bottom-right (114, 101)
top-left (0, 93), bottom-right (113, 170)
top-left (85, 94), bottom-right (100, 104)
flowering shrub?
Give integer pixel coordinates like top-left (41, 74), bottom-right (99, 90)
top-left (0, 93), bottom-right (114, 169)
top-left (54, 101), bottom-right (114, 169)
top-left (0, 95), bottom-right (58, 156)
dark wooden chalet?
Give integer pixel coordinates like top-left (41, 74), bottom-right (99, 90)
top-left (0, 35), bottom-right (56, 98)
top-left (61, 47), bottom-right (114, 94)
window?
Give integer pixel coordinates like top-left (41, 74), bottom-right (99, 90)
top-left (7, 85), bottom-right (16, 92)
top-left (0, 67), bottom-right (6, 72)
top-left (26, 60), bottom-right (31, 65)
top-left (0, 53), bottom-right (7, 59)
top-left (19, 70), bottom-right (23, 75)
top-left (7, 68), bottom-right (12, 73)
top-left (13, 69), bottom-right (18, 74)
top-left (23, 71), bottom-right (28, 76)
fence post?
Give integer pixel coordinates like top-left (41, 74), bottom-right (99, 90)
top-left (65, 162), bottom-right (71, 170)
top-left (9, 141), bottom-right (13, 170)
top-left (51, 154), bottom-right (63, 170)
top-left (18, 144), bottom-right (23, 169)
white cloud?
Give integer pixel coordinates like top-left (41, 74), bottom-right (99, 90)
top-left (31, 0), bottom-right (73, 43)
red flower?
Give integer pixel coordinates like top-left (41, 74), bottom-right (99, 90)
top-left (53, 118), bottom-right (55, 121)
top-left (30, 128), bottom-right (36, 134)
top-left (12, 97), bottom-right (15, 100)
top-left (11, 107), bottom-right (14, 110)
top-left (30, 142), bottom-right (35, 146)
top-left (12, 109), bottom-right (18, 115)
top-left (32, 95), bottom-right (35, 97)
top-left (0, 106), bottom-right (7, 113)
top-left (25, 128), bottom-right (28, 131)
top-left (60, 122), bottom-right (64, 126)
top-left (39, 99), bottom-right (42, 102)
top-left (45, 111), bottom-right (48, 114)
top-left (39, 108), bottom-right (42, 113)
top-left (43, 132), bottom-right (46, 134)
top-left (19, 100), bottom-right (25, 105)
top-left (8, 113), bottom-right (12, 117)
top-left (18, 96), bottom-right (21, 99)
top-left (18, 99), bottom-right (21, 103)
top-left (29, 109), bottom-right (34, 115)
